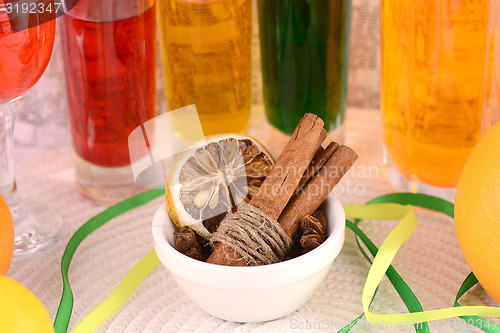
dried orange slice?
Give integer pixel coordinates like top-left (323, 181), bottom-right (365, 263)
top-left (165, 134), bottom-right (275, 238)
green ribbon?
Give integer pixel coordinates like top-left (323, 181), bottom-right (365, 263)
top-left (53, 189), bottom-right (164, 333)
top-left (454, 273), bottom-right (500, 332)
top-left (343, 219), bottom-right (429, 332)
top-left (54, 192), bottom-right (500, 333)
top-left (342, 193), bottom-right (500, 331)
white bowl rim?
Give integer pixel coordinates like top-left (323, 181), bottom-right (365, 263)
top-left (152, 194), bottom-right (346, 275)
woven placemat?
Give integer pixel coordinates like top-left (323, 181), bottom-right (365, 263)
top-left (8, 109), bottom-right (498, 332)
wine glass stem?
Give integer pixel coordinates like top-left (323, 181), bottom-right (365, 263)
top-left (0, 98), bottom-right (62, 255)
top-left (0, 97), bottom-right (29, 221)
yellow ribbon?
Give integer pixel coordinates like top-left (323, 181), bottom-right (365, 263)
top-left (73, 250), bottom-right (160, 333)
top-left (69, 201), bottom-right (500, 332)
top-left (343, 203), bottom-right (500, 326)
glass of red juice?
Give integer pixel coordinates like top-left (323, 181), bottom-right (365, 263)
top-left (61, 0), bottom-right (156, 203)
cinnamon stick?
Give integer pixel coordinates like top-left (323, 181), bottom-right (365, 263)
top-left (208, 144), bottom-right (357, 266)
top-left (207, 114), bottom-right (326, 265)
top-left (279, 145), bottom-right (358, 237)
top-left (296, 141), bottom-right (339, 191)
top-left (250, 120), bottom-right (327, 220)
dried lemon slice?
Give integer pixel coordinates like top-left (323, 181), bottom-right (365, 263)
top-left (165, 134), bottom-right (275, 238)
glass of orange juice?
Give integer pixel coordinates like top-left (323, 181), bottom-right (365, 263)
top-left (381, 0), bottom-right (500, 199)
top-left (158, 0), bottom-right (252, 140)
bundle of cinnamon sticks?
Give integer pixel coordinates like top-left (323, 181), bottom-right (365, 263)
top-left (204, 113), bottom-right (358, 266)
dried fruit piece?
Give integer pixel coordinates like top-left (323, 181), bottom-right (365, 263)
top-left (299, 211), bottom-right (327, 252)
top-left (174, 227), bottom-right (204, 261)
top-left (166, 134), bottom-right (275, 238)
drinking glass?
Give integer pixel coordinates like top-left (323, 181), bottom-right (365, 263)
top-left (381, 0), bottom-right (500, 199)
top-left (0, 0), bottom-right (61, 255)
top-left (258, 0), bottom-right (351, 141)
top-left (61, 0), bottom-right (156, 203)
top-left (158, 0), bottom-right (252, 140)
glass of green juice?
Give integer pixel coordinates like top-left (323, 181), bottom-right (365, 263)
top-left (258, 0), bottom-right (351, 140)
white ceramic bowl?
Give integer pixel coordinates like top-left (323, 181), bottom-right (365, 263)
top-left (152, 195), bottom-right (345, 322)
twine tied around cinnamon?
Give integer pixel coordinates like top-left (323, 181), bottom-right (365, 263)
top-left (210, 204), bottom-right (293, 266)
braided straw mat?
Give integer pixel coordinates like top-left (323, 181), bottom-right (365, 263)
top-left (8, 109), bottom-right (498, 332)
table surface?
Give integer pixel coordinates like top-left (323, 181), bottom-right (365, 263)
top-left (8, 107), bottom-right (498, 333)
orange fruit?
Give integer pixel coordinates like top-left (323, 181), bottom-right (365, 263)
top-left (454, 121), bottom-right (500, 304)
top-left (0, 194), bottom-right (14, 275)
top-left (166, 134), bottom-right (275, 238)
top-left (0, 274), bottom-right (54, 333)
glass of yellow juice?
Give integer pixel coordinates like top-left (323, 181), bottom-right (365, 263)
top-left (158, 0), bottom-right (252, 140)
top-left (381, 0), bottom-right (500, 199)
